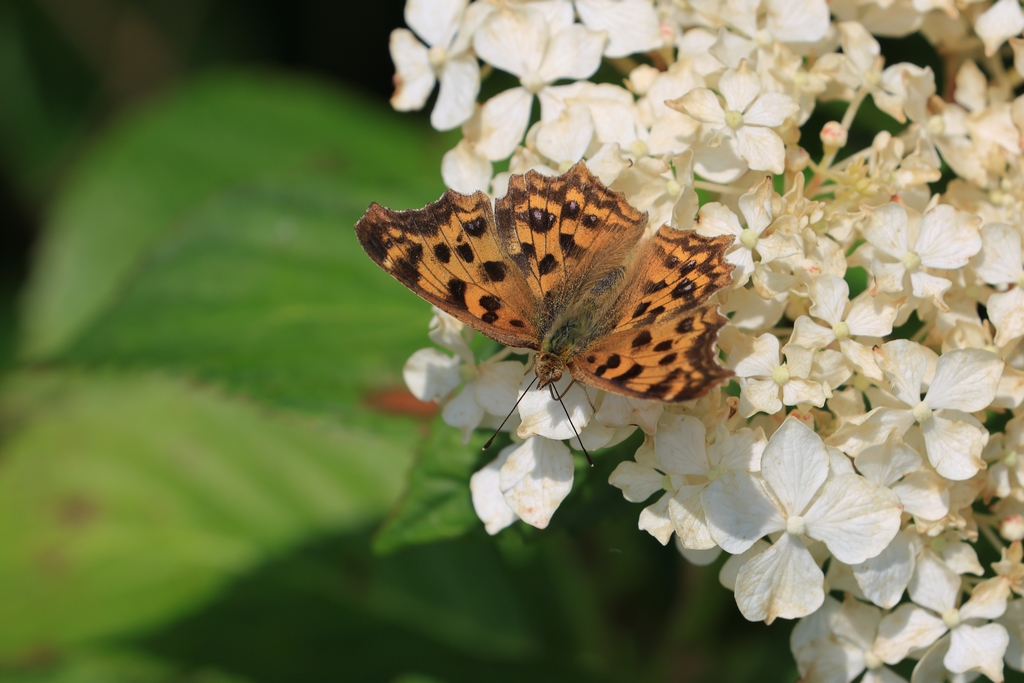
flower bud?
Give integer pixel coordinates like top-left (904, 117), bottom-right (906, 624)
top-left (820, 121), bottom-right (848, 152)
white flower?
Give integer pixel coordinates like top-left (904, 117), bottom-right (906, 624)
top-left (575, 0), bottom-right (663, 58)
top-left (862, 201), bottom-right (982, 310)
top-left (668, 60), bottom-right (800, 175)
top-left (695, 176), bottom-right (802, 286)
top-left (499, 436), bottom-right (576, 529)
top-left (470, 445), bottom-right (520, 534)
top-left (702, 418), bottom-right (903, 623)
top-left (974, 0), bottom-right (1024, 57)
top-left (729, 334), bottom-right (829, 417)
top-left (873, 341), bottom-right (1003, 480)
top-left (610, 416), bottom-right (766, 546)
top-left (389, 0), bottom-right (483, 130)
top-left (472, 4), bottom-right (607, 159)
top-left (898, 550), bottom-right (1011, 682)
top-left (974, 223), bottom-right (1024, 346)
top-left (791, 274), bottom-right (901, 380)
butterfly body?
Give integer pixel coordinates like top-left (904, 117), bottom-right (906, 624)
top-left (356, 162), bottom-right (735, 403)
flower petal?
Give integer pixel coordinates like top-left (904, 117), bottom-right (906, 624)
top-left (432, 56), bottom-right (481, 131)
top-left (476, 87), bottom-right (534, 160)
top-left (499, 436), bottom-right (574, 529)
top-left (575, 0), bottom-right (662, 58)
top-left (608, 460), bottom-right (664, 503)
top-left (945, 623), bottom-right (1008, 681)
top-left (405, 0), bottom-right (467, 48)
top-left (655, 414), bottom-right (709, 476)
top-left (743, 92), bottom-right (800, 128)
top-left (873, 603), bottom-right (948, 665)
top-left (470, 445), bottom-right (520, 534)
top-left (760, 418), bottom-right (830, 516)
top-left (914, 204), bottom-right (981, 270)
top-left (734, 534), bottom-right (825, 624)
top-left (853, 529), bottom-right (916, 609)
top-left (924, 348), bottom-right (1003, 413)
top-left (702, 471), bottom-right (785, 554)
top-left (921, 413), bottom-right (986, 481)
top-left (804, 473), bottom-right (903, 564)
top-left (517, 373), bottom-right (594, 440)
top-left (538, 23), bottom-right (607, 83)
top-left (735, 124), bottom-right (786, 175)
top-left (389, 29), bottom-right (436, 111)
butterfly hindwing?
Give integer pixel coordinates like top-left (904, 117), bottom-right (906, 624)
top-left (609, 227), bottom-right (734, 334)
top-left (569, 304), bottom-right (732, 402)
top-left (356, 189), bottom-right (540, 349)
top-left (494, 162), bottom-right (647, 317)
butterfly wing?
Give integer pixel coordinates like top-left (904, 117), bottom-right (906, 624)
top-left (494, 162), bottom-right (647, 320)
top-left (356, 189), bottom-right (540, 349)
top-left (608, 227), bottom-right (734, 334)
top-left (568, 227), bottom-right (735, 402)
top-left (569, 304), bottom-right (733, 402)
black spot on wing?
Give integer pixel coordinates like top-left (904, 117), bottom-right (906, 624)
top-left (529, 208), bottom-right (556, 233)
top-left (464, 217), bottom-right (487, 237)
top-left (447, 278), bottom-right (467, 310)
top-left (434, 243), bottom-right (452, 263)
top-left (510, 319), bottom-right (525, 328)
top-left (455, 243), bottom-right (475, 263)
top-left (632, 330), bottom-right (652, 348)
top-left (643, 280), bottom-right (668, 295)
top-left (582, 214), bottom-right (599, 228)
top-left (558, 232), bottom-right (579, 257)
top-left (479, 295), bottom-right (501, 311)
top-left (538, 253), bottom-right (557, 275)
top-left (482, 311), bottom-right (499, 323)
top-left (613, 363), bottom-right (645, 383)
top-left (653, 340), bottom-right (673, 352)
top-left (564, 200), bottom-right (580, 219)
top-left (632, 301), bottom-right (651, 319)
top-left (671, 279), bottom-right (695, 299)
top-left (594, 353), bottom-right (621, 377)
top-left (482, 261), bottom-right (507, 282)
top-left (676, 317), bottom-right (693, 333)
top-left (658, 353), bottom-right (677, 365)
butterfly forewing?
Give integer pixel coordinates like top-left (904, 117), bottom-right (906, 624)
top-left (494, 163), bottom-right (647, 319)
top-left (569, 304), bottom-right (733, 402)
top-left (356, 189), bottom-right (540, 349)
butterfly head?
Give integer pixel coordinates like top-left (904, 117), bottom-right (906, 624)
top-left (534, 351), bottom-right (566, 390)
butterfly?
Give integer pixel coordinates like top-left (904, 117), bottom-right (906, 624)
top-left (356, 161), bottom-right (734, 415)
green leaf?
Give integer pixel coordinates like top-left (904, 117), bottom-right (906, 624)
top-left (373, 419), bottom-right (491, 555)
top-left (19, 71), bottom-right (446, 361)
top-left (63, 176), bottom-right (435, 420)
top-left (0, 650), bottom-right (251, 683)
top-left (0, 370), bottom-right (415, 660)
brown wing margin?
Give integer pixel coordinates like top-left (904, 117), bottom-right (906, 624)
top-left (569, 304), bottom-right (733, 402)
top-left (355, 189), bottom-right (540, 350)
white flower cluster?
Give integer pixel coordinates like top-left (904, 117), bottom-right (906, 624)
top-left (390, 0), bottom-right (1024, 680)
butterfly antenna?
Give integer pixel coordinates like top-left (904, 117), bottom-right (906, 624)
top-left (552, 385), bottom-right (594, 467)
top-left (483, 375), bottom-right (538, 450)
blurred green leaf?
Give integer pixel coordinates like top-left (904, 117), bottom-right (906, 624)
top-left (374, 420), bottom-right (491, 555)
top-left (0, 649), bottom-right (250, 683)
top-left (63, 175), bottom-right (435, 420)
top-left (0, 370), bottom-right (415, 661)
top-left (19, 71), bottom-right (445, 361)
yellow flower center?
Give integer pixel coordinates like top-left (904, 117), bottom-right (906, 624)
top-left (927, 115), bottom-right (945, 136)
top-left (662, 474), bottom-right (674, 492)
top-left (832, 321), bottom-right (851, 340)
top-left (665, 178), bottom-right (682, 198)
top-left (739, 228), bottom-right (759, 249)
top-left (428, 45), bottom-right (448, 69)
top-left (706, 465), bottom-right (725, 482)
top-left (941, 608), bottom-right (961, 629)
top-left (901, 251), bottom-right (922, 271)
top-left (912, 400), bottom-right (933, 423)
top-left (724, 109), bottom-right (744, 129)
top-left (772, 364), bottom-right (791, 385)
top-left (629, 139), bottom-right (649, 158)
top-left (863, 651), bottom-right (883, 671)
top-left (787, 515), bottom-right (807, 535)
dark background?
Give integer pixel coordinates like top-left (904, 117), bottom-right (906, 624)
top-left (1, 0), bottom-right (409, 309)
